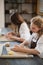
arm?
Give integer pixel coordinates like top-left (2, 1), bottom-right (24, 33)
top-left (6, 33), bottom-right (24, 42)
top-left (11, 45), bottom-right (40, 55)
top-left (19, 40), bottom-right (30, 47)
top-left (11, 36), bottom-right (25, 42)
top-left (7, 34), bottom-right (25, 42)
top-left (8, 32), bottom-right (20, 37)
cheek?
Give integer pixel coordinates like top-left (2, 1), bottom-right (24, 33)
top-left (33, 28), bottom-right (39, 32)
top-left (30, 27), bottom-right (37, 32)
top-left (31, 29), bottom-right (36, 32)
top-left (30, 26), bottom-right (34, 31)
top-left (35, 28), bottom-right (39, 32)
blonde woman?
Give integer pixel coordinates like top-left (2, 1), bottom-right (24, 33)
top-left (11, 16), bottom-right (43, 58)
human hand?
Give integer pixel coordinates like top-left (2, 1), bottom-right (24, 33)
top-left (11, 45), bottom-right (20, 51)
top-left (33, 49), bottom-right (40, 55)
top-left (19, 43), bottom-right (24, 47)
top-left (5, 32), bottom-right (13, 39)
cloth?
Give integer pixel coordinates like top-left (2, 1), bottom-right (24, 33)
top-left (19, 22), bottom-right (30, 40)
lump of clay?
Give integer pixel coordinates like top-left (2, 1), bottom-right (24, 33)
top-left (5, 42), bottom-right (10, 47)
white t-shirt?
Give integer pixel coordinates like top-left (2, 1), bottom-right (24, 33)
top-left (35, 35), bottom-right (43, 58)
top-left (19, 22), bottom-right (30, 40)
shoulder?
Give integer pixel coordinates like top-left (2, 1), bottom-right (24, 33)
top-left (35, 35), bottom-right (43, 58)
top-left (21, 22), bottom-right (28, 26)
top-left (37, 35), bottom-right (43, 44)
top-left (20, 22), bottom-right (29, 30)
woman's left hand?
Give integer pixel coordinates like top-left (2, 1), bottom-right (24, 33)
top-left (11, 45), bottom-right (20, 51)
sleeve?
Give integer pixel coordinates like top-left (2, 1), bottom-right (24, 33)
top-left (19, 22), bottom-right (30, 40)
top-left (35, 35), bottom-right (43, 58)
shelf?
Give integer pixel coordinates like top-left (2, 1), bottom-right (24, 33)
top-left (5, 0), bottom-right (17, 3)
top-left (5, 1), bottom-right (37, 4)
top-left (20, 12), bottom-right (37, 14)
top-left (5, 0), bottom-right (37, 26)
top-left (5, 10), bottom-right (37, 14)
top-left (5, 10), bottom-right (9, 14)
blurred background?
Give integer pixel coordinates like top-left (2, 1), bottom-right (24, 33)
top-left (0, 0), bottom-right (43, 31)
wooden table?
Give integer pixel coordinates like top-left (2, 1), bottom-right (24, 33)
top-left (0, 28), bottom-right (43, 65)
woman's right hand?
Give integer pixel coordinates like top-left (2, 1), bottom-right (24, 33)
top-left (32, 49), bottom-right (40, 55)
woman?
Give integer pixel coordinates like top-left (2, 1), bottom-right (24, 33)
top-left (6, 12), bottom-right (30, 42)
top-left (11, 16), bottom-right (43, 57)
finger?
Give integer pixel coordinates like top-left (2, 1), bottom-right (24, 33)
top-left (11, 48), bottom-right (15, 51)
top-left (14, 45), bottom-right (19, 47)
top-left (37, 51), bottom-right (40, 54)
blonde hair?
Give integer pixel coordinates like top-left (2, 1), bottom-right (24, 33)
top-left (31, 16), bottom-right (43, 37)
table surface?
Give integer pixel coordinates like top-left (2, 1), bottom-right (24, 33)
top-left (0, 28), bottom-right (43, 65)
top-left (0, 41), bottom-right (33, 58)
top-left (0, 28), bottom-right (33, 58)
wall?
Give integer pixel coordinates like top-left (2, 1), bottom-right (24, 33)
top-left (0, 0), bottom-right (5, 28)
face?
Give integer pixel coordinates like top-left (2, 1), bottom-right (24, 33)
top-left (30, 23), bottom-right (41, 33)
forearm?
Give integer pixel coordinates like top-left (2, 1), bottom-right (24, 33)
top-left (23, 48), bottom-right (40, 55)
top-left (22, 41), bottom-right (29, 45)
top-left (16, 47), bottom-right (33, 54)
top-left (16, 47), bottom-right (39, 55)
top-left (15, 37), bottom-right (25, 42)
top-left (10, 32), bottom-right (19, 37)
top-left (20, 40), bottom-right (29, 46)
top-left (12, 46), bottom-right (40, 55)
top-left (12, 36), bottom-right (25, 42)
